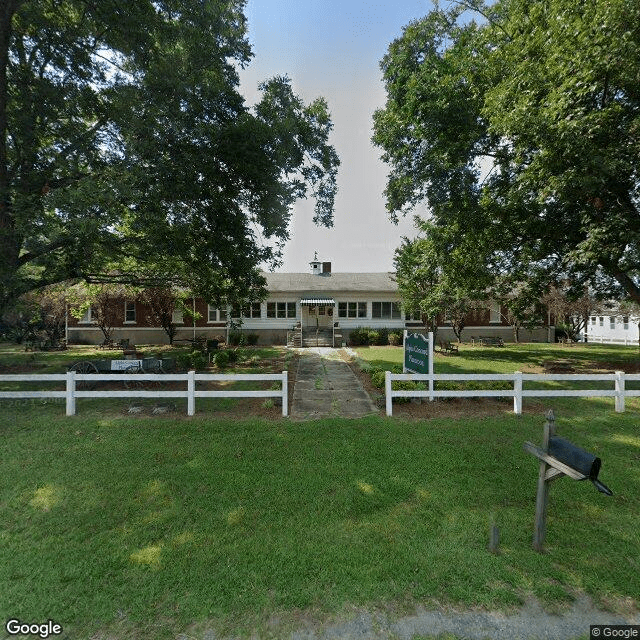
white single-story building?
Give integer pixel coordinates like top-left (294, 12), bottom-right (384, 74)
top-left (581, 313), bottom-right (640, 345)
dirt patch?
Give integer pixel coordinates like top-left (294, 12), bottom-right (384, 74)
top-left (0, 362), bottom-right (47, 373)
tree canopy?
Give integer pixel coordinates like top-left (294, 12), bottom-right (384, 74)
top-left (373, 0), bottom-right (640, 303)
top-left (0, 0), bottom-right (339, 312)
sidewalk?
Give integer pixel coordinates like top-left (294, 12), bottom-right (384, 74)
top-left (290, 348), bottom-right (378, 419)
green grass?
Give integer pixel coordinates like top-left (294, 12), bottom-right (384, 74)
top-left (1, 407), bottom-right (638, 639)
top-left (356, 342), bottom-right (640, 403)
top-left (355, 342), bottom-right (640, 374)
top-left (1, 342), bottom-right (638, 638)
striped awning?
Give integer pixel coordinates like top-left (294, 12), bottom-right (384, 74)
top-left (300, 298), bottom-right (335, 305)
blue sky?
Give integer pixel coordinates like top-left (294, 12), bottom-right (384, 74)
top-left (239, 0), bottom-right (435, 273)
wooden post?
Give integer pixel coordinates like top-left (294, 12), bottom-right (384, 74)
top-left (533, 409), bottom-right (556, 552)
top-left (281, 371), bottom-right (288, 417)
top-left (66, 370), bottom-right (76, 417)
top-left (513, 371), bottom-right (523, 415)
top-left (385, 370), bottom-right (393, 417)
top-left (615, 371), bottom-right (625, 413)
top-left (187, 370), bottom-right (195, 416)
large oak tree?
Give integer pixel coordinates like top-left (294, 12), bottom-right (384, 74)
top-left (373, 0), bottom-right (640, 304)
top-left (0, 0), bottom-right (339, 312)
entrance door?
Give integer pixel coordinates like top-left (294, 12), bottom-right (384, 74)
top-left (303, 305), bottom-right (333, 328)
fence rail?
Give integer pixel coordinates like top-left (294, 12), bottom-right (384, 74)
top-left (584, 336), bottom-right (639, 346)
top-left (0, 371), bottom-right (288, 417)
top-left (385, 370), bottom-right (636, 416)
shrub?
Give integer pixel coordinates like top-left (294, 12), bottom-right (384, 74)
top-left (228, 331), bottom-right (247, 347)
top-left (349, 327), bottom-right (369, 346)
top-left (177, 350), bottom-right (207, 371)
top-left (388, 331), bottom-right (402, 346)
top-left (367, 330), bottom-right (380, 345)
top-left (226, 349), bottom-right (238, 363)
top-left (370, 370), bottom-right (387, 389)
top-left (214, 350), bottom-right (230, 368)
top-left (376, 328), bottom-right (389, 346)
top-left (246, 333), bottom-right (259, 346)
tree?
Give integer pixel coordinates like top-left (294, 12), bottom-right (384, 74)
top-left (71, 283), bottom-right (133, 344)
top-left (1, 1), bottom-right (339, 313)
top-left (373, 0), bottom-right (640, 305)
top-left (541, 285), bottom-right (603, 341)
top-left (394, 218), bottom-right (491, 343)
top-left (138, 287), bottom-right (187, 345)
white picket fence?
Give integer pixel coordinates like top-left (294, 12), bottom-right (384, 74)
top-left (385, 370), bottom-right (638, 416)
top-left (0, 370), bottom-right (288, 417)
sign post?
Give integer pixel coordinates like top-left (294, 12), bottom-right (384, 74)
top-left (403, 330), bottom-right (434, 401)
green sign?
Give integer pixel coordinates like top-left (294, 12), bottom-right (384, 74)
top-left (404, 332), bottom-right (431, 374)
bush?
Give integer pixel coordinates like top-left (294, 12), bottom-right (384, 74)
top-left (177, 350), bottom-right (207, 371)
top-left (388, 331), bottom-right (402, 346)
top-left (349, 327), bottom-right (369, 346)
top-left (376, 328), bottom-right (389, 346)
top-left (367, 330), bottom-right (380, 345)
top-left (246, 333), bottom-right (259, 346)
top-left (226, 349), bottom-right (238, 363)
top-left (370, 370), bottom-right (386, 389)
top-left (228, 331), bottom-right (246, 347)
top-left (214, 350), bottom-right (230, 368)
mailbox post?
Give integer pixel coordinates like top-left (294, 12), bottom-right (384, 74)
top-left (524, 410), bottom-right (612, 553)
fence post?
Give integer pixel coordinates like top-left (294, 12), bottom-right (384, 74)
top-left (282, 371), bottom-right (288, 417)
top-left (187, 370), bottom-right (195, 416)
top-left (513, 371), bottom-right (523, 415)
top-left (66, 370), bottom-right (76, 416)
top-left (428, 331), bottom-right (434, 402)
top-left (385, 370), bottom-right (393, 417)
top-left (615, 370), bottom-right (625, 413)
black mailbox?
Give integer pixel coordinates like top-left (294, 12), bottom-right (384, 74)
top-left (547, 436), bottom-right (600, 479)
top-left (547, 435), bottom-right (612, 495)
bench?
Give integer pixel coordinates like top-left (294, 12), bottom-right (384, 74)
top-left (480, 336), bottom-right (504, 347)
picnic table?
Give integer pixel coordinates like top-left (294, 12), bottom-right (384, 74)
top-left (438, 340), bottom-right (459, 354)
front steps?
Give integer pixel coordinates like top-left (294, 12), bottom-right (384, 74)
top-left (287, 327), bottom-right (344, 348)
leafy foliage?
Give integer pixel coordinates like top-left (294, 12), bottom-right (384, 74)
top-left (373, 0), bottom-right (640, 303)
top-left (0, 1), bottom-right (339, 312)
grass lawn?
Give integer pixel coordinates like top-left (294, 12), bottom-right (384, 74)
top-left (354, 341), bottom-right (640, 374)
top-left (1, 409), bottom-right (638, 638)
top-left (0, 342), bottom-right (638, 639)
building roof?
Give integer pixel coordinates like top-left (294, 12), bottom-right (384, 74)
top-left (263, 272), bottom-right (397, 294)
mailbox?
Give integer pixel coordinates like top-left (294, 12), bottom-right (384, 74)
top-left (547, 436), bottom-right (600, 480)
top-left (524, 410), bottom-right (613, 552)
top-left (547, 436), bottom-right (612, 495)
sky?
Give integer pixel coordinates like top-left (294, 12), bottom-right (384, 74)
top-left (238, 0), bottom-right (435, 274)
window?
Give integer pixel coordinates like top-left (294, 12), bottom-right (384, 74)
top-left (624, 316), bottom-right (629, 330)
top-left (405, 310), bottom-right (422, 322)
top-left (172, 309), bottom-right (183, 324)
top-left (232, 303), bottom-right (260, 318)
top-left (610, 316), bottom-right (616, 329)
top-left (267, 302), bottom-right (296, 318)
top-left (590, 316), bottom-right (596, 325)
top-left (125, 301), bottom-right (136, 323)
top-left (208, 306), bottom-right (227, 322)
top-left (371, 301), bottom-right (401, 319)
top-left (80, 307), bottom-right (96, 323)
top-left (489, 301), bottom-right (501, 323)
top-left (338, 302), bottom-right (367, 318)
top-left (599, 316), bottom-right (604, 327)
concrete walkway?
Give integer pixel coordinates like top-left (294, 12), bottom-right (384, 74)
top-left (291, 348), bottom-right (378, 420)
